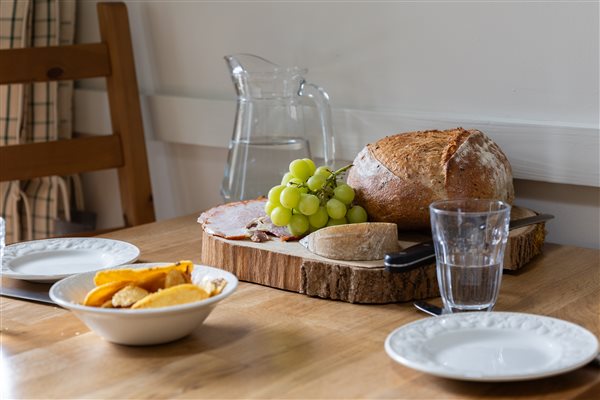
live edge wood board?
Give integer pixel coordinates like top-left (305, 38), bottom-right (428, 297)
top-left (200, 206), bottom-right (546, 304)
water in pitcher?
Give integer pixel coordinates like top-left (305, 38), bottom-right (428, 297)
top-left (437, 260), bottom-right (503, 313)
top-left (221, 136), bottom-right (310, 202)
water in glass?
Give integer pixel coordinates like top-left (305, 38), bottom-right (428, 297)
top-left (430, 199), bottom-right (510, 313)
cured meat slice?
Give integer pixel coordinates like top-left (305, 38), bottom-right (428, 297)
top-left (198, 199), bottom-right (296, 241)
top-left (198, 199), bottom-right (263, 240)
top-left (247, 216), bottom-right (297, 241)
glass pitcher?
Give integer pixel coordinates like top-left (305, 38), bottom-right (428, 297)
top-left (221, 54), bottom-right (335, 202)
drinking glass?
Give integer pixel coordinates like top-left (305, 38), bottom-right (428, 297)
top-left (430, 199), bottom-right (511, 313)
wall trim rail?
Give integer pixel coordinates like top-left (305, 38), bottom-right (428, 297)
top-left (75, 88), bottom-right (599, 187)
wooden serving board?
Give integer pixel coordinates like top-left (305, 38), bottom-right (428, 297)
top-left (200, 206), bottom-right (546, 304)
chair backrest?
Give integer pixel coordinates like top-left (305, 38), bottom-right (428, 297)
top-left (0, 2), bottom-right (155, 228)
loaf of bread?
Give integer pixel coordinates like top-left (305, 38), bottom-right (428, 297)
top-left (346, 128), bottom-right (514, 231)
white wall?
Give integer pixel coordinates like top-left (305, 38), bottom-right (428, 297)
top-left (75, 1), bottom-right (599, 249)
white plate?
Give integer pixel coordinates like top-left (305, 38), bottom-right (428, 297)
top-left (385, 312), bottom-right (599, 382)
top-left (1, 238), bottom-right (140, 282)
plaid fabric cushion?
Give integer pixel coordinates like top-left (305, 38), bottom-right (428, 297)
top-left (0, 182), bottom-right (22, 243)
top-left (58, 2), bottom-right (75, 140)
top-left (0, 0), bottom-right (77, 242)
top-left (23, 177), bottom-right (58, 239)
top-left (23, 0), bottom-right (59, 240)
top-left (0, 0), bottom-right (29, 243)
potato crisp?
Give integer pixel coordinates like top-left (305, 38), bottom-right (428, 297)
top-left (83, 261), bottom-right (227, 309)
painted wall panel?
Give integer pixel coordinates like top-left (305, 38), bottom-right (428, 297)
top-left (74, 1), bottom-right (599, 248)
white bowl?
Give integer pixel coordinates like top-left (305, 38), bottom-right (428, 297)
top-left (49, 263), bottom-right (238, 345)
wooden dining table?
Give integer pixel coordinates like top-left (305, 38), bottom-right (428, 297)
top-left (2, 213), bottom-right (599, 399)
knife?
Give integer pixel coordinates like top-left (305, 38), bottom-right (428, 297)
top-left (384, 213), bottom-right (554, 272)
top-left (413, 301), bottom-right (444, 317)
top-left (0, 286), bottom-right (55, 305)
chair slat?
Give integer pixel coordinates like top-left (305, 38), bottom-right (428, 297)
top-left (0, 136), bottom-right (124, 181)
top-left (0, 43), bottom-right (110, 84)
top-left (98, 2), bottom-right (155, 226)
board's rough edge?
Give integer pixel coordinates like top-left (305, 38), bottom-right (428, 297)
top-left (198, 215), bottom-right (547, 302)
top-left (200, 230), bottom-right (439, 304)
top-left (301, 260), bottom-right (439, 303)
top-left (504, 223), bottom-right (547, 270)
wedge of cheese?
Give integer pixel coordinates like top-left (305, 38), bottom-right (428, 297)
top-left (300, 222), bottom-right (400, 261)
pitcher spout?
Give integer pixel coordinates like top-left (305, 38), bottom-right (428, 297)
top-left (225, 54), bottom-right (307, 99)
top-left (225, 54), bottom-right (280, 77)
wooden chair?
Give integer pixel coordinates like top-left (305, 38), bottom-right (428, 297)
top-left (0, 2), bottom-right (155, 229)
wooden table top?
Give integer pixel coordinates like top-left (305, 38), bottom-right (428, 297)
top-left (2, 213), bottom-right (599, 399)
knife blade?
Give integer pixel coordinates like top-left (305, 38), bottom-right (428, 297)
top-left (413, 301), bottom-right (444, 316)
top-left (384, 213), bottom-right (554, 272)
top-left (0, 286), bottom-right (55, 305)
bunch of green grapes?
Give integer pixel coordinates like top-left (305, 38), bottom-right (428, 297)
top-left (265, 158), bottom-right (368, 236)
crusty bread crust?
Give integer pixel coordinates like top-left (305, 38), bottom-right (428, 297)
top-left (347, 128), bottom-right (514, 231)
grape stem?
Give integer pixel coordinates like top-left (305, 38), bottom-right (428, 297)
top-left (327, 164), bottom-right (353, 183)
top-left (286, 164), bottom-right (354, 207)
top-left (316, 163), bottom-right (353, 205)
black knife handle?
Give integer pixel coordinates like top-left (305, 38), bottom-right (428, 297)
top-left (384, 213), bottom-right (555, 273)
top-left (384, 240), bottom-right (436, 273)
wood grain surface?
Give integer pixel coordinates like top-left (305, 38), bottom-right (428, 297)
top-left (1, 213), bottom-right (598, 399)
top-left (0, 43), bottom-right (110, 84)
top-left (0, 136), bottom-right (124, 181)
top-left (200, 206), bottom-right (545, 303)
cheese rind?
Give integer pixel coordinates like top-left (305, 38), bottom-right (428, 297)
top-left (300, 222), bottom-right (400, 261)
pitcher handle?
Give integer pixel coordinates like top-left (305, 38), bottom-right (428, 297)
top-left (299, 81), bottom-right (335, 167)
